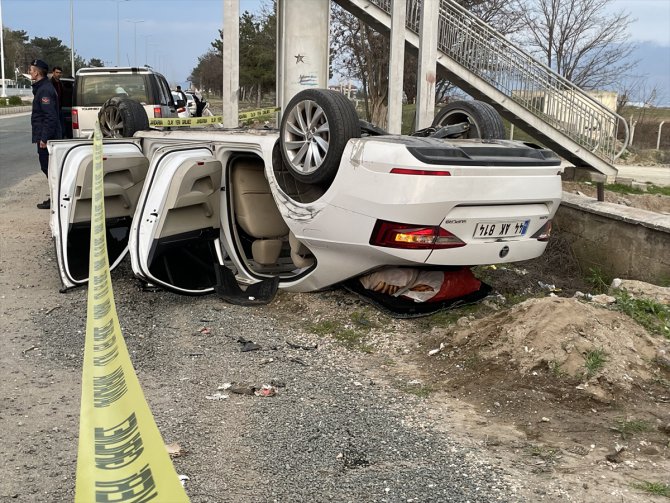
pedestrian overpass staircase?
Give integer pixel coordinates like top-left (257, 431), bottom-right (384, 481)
top-left (334, 0), bottom-right (629, 176)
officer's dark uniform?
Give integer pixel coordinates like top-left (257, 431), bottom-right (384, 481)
top-left (31, 60), bottom-right (61, 177)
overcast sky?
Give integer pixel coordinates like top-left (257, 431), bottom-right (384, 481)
top-left (1, 0), bottom-right (669, 92)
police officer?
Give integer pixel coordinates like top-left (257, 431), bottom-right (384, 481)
top-left (30, 59), bottom-right (61, 209)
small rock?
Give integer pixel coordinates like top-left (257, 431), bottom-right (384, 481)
top-left (656, 350), bottom-right (670, 370)
top-left (540, 417), bottom-right (550, 423)
top-left (230, 385), bottom-right (256, 395)
top-left (605, 446), bottom-right (626, 463)
top-left (456, 316), bottom-right (471, 328)
top-left (640, 445), bottom-right (660, 456)
top-left (591, 294), bottom-right (616, 305)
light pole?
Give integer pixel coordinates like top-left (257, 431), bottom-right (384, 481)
top-left (115, 0), bottom-right (129, 66)
top-left (142, 35), bottom-right (152, 67)
top-left (70, 0), bottom-right (75, 76)
top-left (0, 0), bottom-right (7, 98)
top-left (125, 19), bottom-right (144, 67)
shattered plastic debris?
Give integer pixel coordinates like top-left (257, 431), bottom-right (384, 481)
top-left (205, 392), bottom-right (229, 401)
top-left (538, 281), bottom-right (561, 292)
top-left (287, 341), bottom-right (317, 350)
top-left (217, 383), bottom-right (233, 391)
top-left (237, 337), bottom-right (262, 352)
top-left (428, 343), bottom-right (445, 356)
top-left (254, 385), bottom-right (277, 397)
top-left (198, 326), bottom-right (211, 335)
top-left (178, 474), bottom-right (190, 488)
top-left (166, 443), bottom-right (183, 458)
top-left (574, 292), bottom-right (616, 305)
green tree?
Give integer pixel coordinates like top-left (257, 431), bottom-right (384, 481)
top-left (1, 28), bottom-right (29, 81)
top-left (87, 58), bottom-right (105, 68)
top-left (27, 36), bottom-right (71, 71)
top-left (193, 1), bottom-right (275, 103)
top-left (331, 0), bottom-right (524, 128)
top-left (190, 50), bottom-right (223, 95)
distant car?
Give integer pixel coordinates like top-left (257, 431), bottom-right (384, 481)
top-left (72, 66), bottom-right (178, 138)
top-left (184, 91), bottom-right (197, 115)
top-left (171, 91), bottom-right (190, 118)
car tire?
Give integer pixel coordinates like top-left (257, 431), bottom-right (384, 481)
top-left (280, 89), bottom-right (361, 185)
top-left (432, 100), bottom-right (505, 140)
top-left (98, 97), bottom-right (149, 138)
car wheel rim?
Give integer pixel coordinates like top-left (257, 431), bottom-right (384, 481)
top-left (283, 99), bottom-right (330, 175)
top-left (100, 107), bottom-right (124, 138)
top-left (437, 111), bottom-right (481, 139)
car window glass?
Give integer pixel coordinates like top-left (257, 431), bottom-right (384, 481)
top-left (78, 74), bottom-right (149, 106)
top-left (156, 77), bottom-right (172, 106)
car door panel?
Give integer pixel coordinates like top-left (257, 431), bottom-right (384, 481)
top-left (49, 139), bottom-right (148, 289)
top-left (130, 145), bottom-right (223, 294)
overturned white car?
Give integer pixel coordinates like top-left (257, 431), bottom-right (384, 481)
top-left (48, 89), bottom-right (562, 305)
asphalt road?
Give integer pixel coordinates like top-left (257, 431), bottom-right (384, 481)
top-left (0, 113), bottom-right (38, 195)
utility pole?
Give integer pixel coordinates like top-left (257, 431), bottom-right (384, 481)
top-left (70, 0), bottom-right (75, 76)
top-left (126, 19), bottom-right (144, 67)
top-left (0, 0), bottom-right (7, 98)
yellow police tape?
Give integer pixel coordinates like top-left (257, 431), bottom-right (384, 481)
top-left (75, 121), bottom-right (190, 502)
top-left (148, 115), bottom-right (223, 127)
top-left (238, 106), bottom-right (280, 120)
top-left (148, 106), bottom-right (280, 127)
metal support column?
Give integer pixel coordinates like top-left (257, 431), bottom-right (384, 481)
top-left (415, 0), bottom-right (438, 129)
top-left (387, 0), bottom-right (406, 134)
top-left (222, 0), bottom-right (239, 128)
top-left (277, 0), bottom-right (330, 117)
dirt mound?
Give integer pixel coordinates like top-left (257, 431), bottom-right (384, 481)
top-left (449, 297), bottom-right (665, 397)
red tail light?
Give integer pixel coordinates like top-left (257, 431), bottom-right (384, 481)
top-left (153, 106), bottom-right (162, 118)
top-left (370, 220), bottom-right (465, 249)
top-left (390, 168), bottom-right (451, 176)
top-left (531, 220), bottom-right (552, 241)
top-left (72, 109), bottom-right (79, 129)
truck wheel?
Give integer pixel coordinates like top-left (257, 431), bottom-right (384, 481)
top-left (98, 97), bottom-right (149, 138)
top-left (280, 89), bottom-right (361, 185)
top-left (432, 100), bottom-right (505, 140)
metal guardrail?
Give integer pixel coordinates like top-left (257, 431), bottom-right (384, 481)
top-left (365, 0), bottom-right (629, 161)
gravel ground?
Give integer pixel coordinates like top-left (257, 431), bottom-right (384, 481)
top-left (33, 257), bottom-right (522, 502)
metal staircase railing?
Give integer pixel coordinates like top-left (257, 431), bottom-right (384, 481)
top-left (350, 0), bottom-right (629, 164)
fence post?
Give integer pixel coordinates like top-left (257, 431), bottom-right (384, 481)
top-left (658, 121), bottom-right (666, 150)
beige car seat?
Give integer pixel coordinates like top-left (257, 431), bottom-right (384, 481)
top-left (231, 158), bottom-right (289, 265)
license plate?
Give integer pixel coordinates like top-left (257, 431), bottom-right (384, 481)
top-left (473, 220), bottom-right (529, 239)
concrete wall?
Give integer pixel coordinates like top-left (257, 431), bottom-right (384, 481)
top-left (555, 193), bottom-right (670, 282)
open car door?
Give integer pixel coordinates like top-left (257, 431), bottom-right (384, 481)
top-left (49, 140), bottom-right (148, 290)
top-left (129, 144), bottom-right (223, 295)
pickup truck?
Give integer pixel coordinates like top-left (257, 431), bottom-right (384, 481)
top-left (71, 66), bottom-right (178, 138)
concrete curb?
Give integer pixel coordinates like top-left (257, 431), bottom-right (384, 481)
top-left (561, 191), bottom-right (670, 233)
top-left (0, 106), bottom-right (32, 116)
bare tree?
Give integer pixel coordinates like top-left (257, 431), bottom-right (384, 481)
top-left (515, 0), bottom-right (637, 89)
top-left (331, 0), bottom-right (525, 128)
top-left (331, 5), bottom-right (390, 126)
